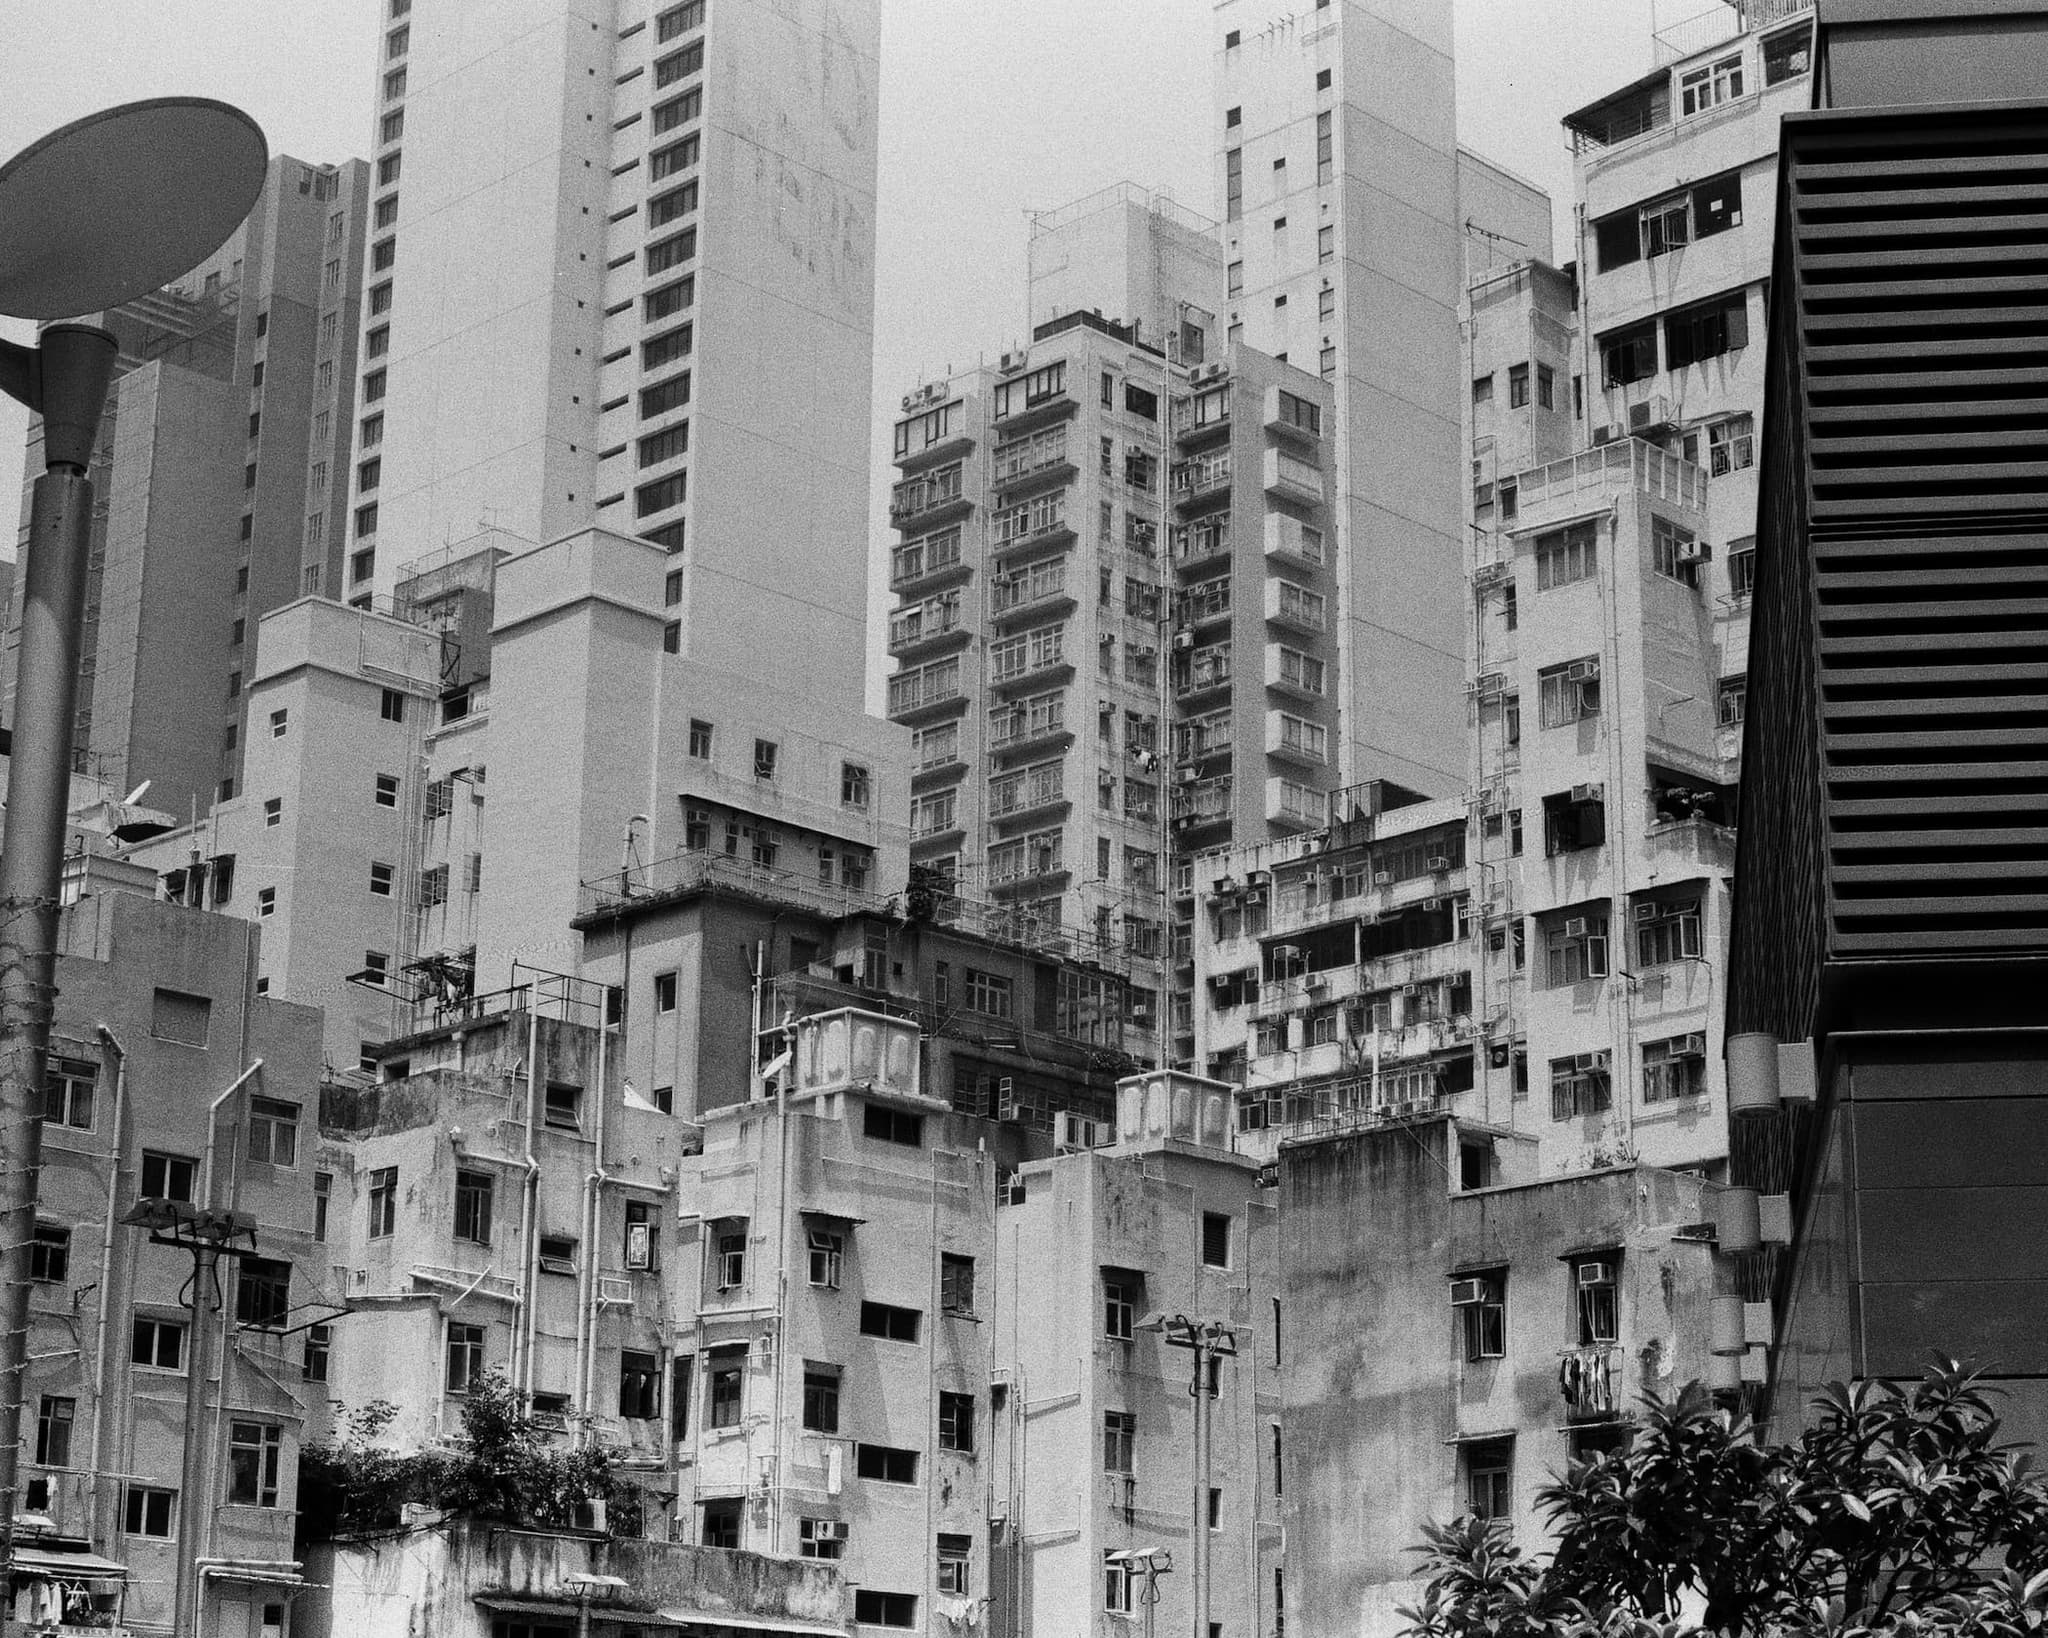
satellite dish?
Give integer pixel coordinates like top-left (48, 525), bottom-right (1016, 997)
top-left (0, 98), bottom-right (268, 321)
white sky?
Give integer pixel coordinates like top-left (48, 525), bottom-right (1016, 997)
top-left (0, 0), bottom-right (1675, 691)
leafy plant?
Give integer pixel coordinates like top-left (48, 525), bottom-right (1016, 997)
top-left (296, 1372), bottom-right (617, 1543)
top-left (1403, 1360), bottom-right (2048, 1638)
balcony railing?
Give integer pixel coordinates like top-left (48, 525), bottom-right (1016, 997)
top-left (1172, 452), bottom-right (1232, 501)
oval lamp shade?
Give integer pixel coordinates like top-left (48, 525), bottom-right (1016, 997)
top-left (0, 98), bottom-right (268, 320)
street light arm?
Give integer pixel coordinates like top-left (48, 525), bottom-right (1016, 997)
top-left (0, 337), bottom-right (36, 415)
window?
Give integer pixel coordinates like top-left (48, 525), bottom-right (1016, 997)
top-left (625, 1199), bottom-right (659, 1271)
top-left (803, 1364), bottom-right (841, 1432)
top-left (619, 1350), bottom-right (660, 1420)
top-left (1544, 789), bottom-right (1606, 856)
top-left (1534, 521), bottom-right (1596, 589)
top-left (940, 1253), bottom-right (975, 1317)
top-left (715, 1228), bottom-right (746, 1290)
top-left (446, 1322), bottom-right (485, 1393)
top-left (1316, 108), bottom-right (1333, 183)
top-left (855, 1444), bottom-right (919, 1485)
top-left (656, 0), bottom-right (705, 41)
top-left (132, 1317), bottom-right (185, 1371)
top-left (644, 275), bottom-right (695, 322)
top-left (841, 762), bottom-right (870, 809)
top-left (455, 1170), bottom-right (493, 1244)
top-left (1105, 1553), bottom-right (1135, 1615)
top-left (1317, 223), bottom-right (1334, 263)
top-left (709, 1352), bottom-right (744, 1427)
top-left (860, 1301), bottom-right (921, 1343)
top-left (269, 708), bottom-right (288, 739)
top-left (1472, 374), bottom-right (1493, 405)
top-left (1545, 915), bottom-right (1610, 986)
top-left (1636, 897), bottom-right (1703, 965)
top-left (544, 1082), bottom-right (582, 1132)
top-left (368, 1167), bottom-right (398, 1237)
top-left (655, 38), bottom-right (705, 85)
top-left (304, 1322), bottom-right (331, 1383)
top-left (862, 1103), bottom-right (923, 1147)
top-left (1464, 1437), bottom-right (1513, 1521)
top-left (964, 969), bottom-right (1012, 1019)
top-left (938, 1391), bottom-right (975, 1453)
top-left (1201, 1211), bottom-right (1231, 1269)
top-left (228, 1422), bottom-right (282, 1506)
top-left (701, 1498), bottom-right (742, 1549)
top-left (1538, 365), bottom-right (1556, 409)
top-left (1537, 658), bottom-right (1601, 728)
top-left (637, 472), bottom-right (688, 517)
top-left (125, 1485), bottom-right (175, 1538)
top-left (311, 1171), bottom-right (332, 1242)
top-left (938, 1533), bottom-right (972, 1596)
top-left (35, 1395), bottom-right (74, 1466)
top-left (1454, 1272), bottom-right (1506, 1361)
top-left (1508, 363), bottom-right (1529, 408)
top-left (1600, 321), bottom-right (1657, 388)
top-left (367, 860), bottom-right (395, 899)
top-left (1707, 413), bottom-right (1755, 475)
top-left (639, 423), bottom-right (689, 468)
top-left (248, 1097), bottom-right (299, 1166)
top-left (1652, 515), bottom-right (1704, 585)
top-left (753, 738), bottom-right (778, 780)
top-left (1551, 1052), bottom-right (1614, 1119)
top-left (238, 1253), bottom-right (294, 1326)
top-left (854, 1592), bottom-right (917, 1629)
top-left (1679, 51), bottom-right (1743, 116)
top-left (1764, 21), bottom-right (1813, 84)
top-left (1103, 1410), bottom-right (1136, 1474)
top-left (380, 687), bottom-right (405, 723)
top-left (688, 718), bottom-right (713, 758)
top-left (141, 1151), bottom-right (197, 1202)
top-left (1665, 290), bottom-right (1749, 370)
top-left (1719, 673), bottom-right (1748, 726)
top-left (42, 1057), bottom-right (95, 1129)
top-left (30, 1224), bottom-right (68, 1283)
top-left (1225, 146), bottom-right (1241, 221)
top-left (799, 1517), bottom-right (845, 1561)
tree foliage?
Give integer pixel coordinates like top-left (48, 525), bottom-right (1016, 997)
top-left (297, 1371), bottom-right (616, 1543)
top-left (1403, 1361), bottom-right (2048, 1638)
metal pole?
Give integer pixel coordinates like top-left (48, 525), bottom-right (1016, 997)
top-left (0, 324), bottom-right (116, 1635)
top-left (1191, 1341), bottom-right (1210, 1638)
top-left (174, 1240), bottom-right (220, 1638)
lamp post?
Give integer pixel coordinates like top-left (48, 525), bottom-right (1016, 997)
top-left (1136, 1315), bottom-right (1235, 1638)
top-left (1106, 1547), bottom-right (1171, 1638)
top-left (0, 98), bottom-right (267, 1637)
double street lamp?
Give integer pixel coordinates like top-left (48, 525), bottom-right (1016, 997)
top-left (0, 97), bottom-right (267, 1635)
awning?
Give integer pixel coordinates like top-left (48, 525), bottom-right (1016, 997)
top-left (476, 1595), bottom-right (589, 1618)
top-left (201, 1566), bottom-right (305, 1590)
top-left (799, 1206), bottom-right (865, 1226)
top-left (1443, 1428), bottom-right (1517, 1446)
top-left (652, 1610), bottom-right (847, 1637)
top-left (8, 1547), bottom-right (127, 1580)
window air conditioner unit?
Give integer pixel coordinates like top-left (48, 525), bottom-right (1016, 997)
top-left (1428, 855), bottom-right (1451, 872)
top-left (1401, 983), bottom-right (1420, 997)
top-left (1678, 543), bottom-right (1712, 565)
top-left (1592, 424), bottom-right (1619, 446)
top-left (1576, 1260), bottom-right (1616, 1288)
top-left (1172, 628), bottom-right (1196, 651)
top-left (1571, 783), bottom-right (1603, 803)
top-left (598, 1276), bottom-right (635, 1305)
top-left (1680, 1032), bottom-right (1708, 1055)
top-left (1214, 875), bottom-right (1238, 895)
top-left (1575, 1050), bottom-right (1612, 1072)
top-left (1246, 869), bottom-right (1272, 888)
top-left (1564, 917), bottom-right (1589, 938)
top-left (1448, 1277), bottom-right (1488, 1307)
top-left (1635, 901), bottom-right (1660, 922)
top-left (1305, 973), bottom-right (1328, 992)
top-left (998, 350), bottom-right (1028, 375)
top-left (813, 1519), bottom-right (848, 1544)
top-left (1373, 871), bottom-right (1393, 886)
top-left (1567, 659), bottom-right (1600, 682)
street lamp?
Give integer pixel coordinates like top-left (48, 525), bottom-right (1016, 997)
top-left (0, 97), bottom-right (267, 1636)
top-left (1136, 1314), bottom-right (1236, 1638)
top-left (1106, 1547), bottom-right (1172, 1638)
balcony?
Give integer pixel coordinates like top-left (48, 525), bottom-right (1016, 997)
top-left (1172, 451), bottom-right (1233, 510)
top-left (1173, 709), bottom-right (1233, 765)
top-left (988, 764), bottom-right (1069, 827)
top-left (1172, 394), bottom-right (1231, 448)
top-left (888, 465), bottom-right (971, 530)
top-left (1175, 574), bottom-right (1232, 627)
top-left (1175, 644), bottom-right (1232, 702)
top-left (988, 645), bottom-right (1073, 697)
top-left (990, 500), bottom-right (1074, 561)
top-left (1264, 512), bottom-right (1327, 570)
top-left (989, 701), bottom-right (1071, 758)
top-left (1170, 774), bottom-right (1233, 835)
top-left (888, 527), bottom-right (968, 596)
top-left (990, 378), bottom-right (1075, 437)
top-left (1510, 438), bottom-right (1707, 525)
top-left (990, 561), bottom-right (1074, 627)
top-left (886, 662), bottom-right (965, 724)
top-left (990, 426), bottom-right (1075, 497)
top-left (887, 592), bottom-right (967, 660)
top-left (1262, 446), bottom-right (1323, 505)
top-left (1171, 515), bottom-right (1233, 573)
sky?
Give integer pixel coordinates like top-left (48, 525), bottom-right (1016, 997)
top-left (0, 0), bottom-right (1676, 686)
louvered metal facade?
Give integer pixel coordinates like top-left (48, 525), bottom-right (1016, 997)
top-left (1730, 103), bottom-right (2048, 1041)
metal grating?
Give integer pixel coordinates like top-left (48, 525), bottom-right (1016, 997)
top-left (1787, 112), bottom-right (2048, 955)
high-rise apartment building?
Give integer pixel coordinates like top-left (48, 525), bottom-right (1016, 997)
top-left (4, 155), bottom-right (370, 819)
top-left (348, 0), bottom-right (879, 698)
top-left (1214, 0), bottom-right (1522, 795)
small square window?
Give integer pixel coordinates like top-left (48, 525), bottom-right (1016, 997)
top-left (688, 718), bottom-right (713, 758)
top-left (374, 773), bottom-right (399, 807)
top-left (753, 738), bottom-right (778, 780)
top-left (263, 799), bottom-right (283, 828)
top-left (380, 688), bottom-right (405, 723)
top-left (1201, 1211), bottom-right (1231, 1269)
